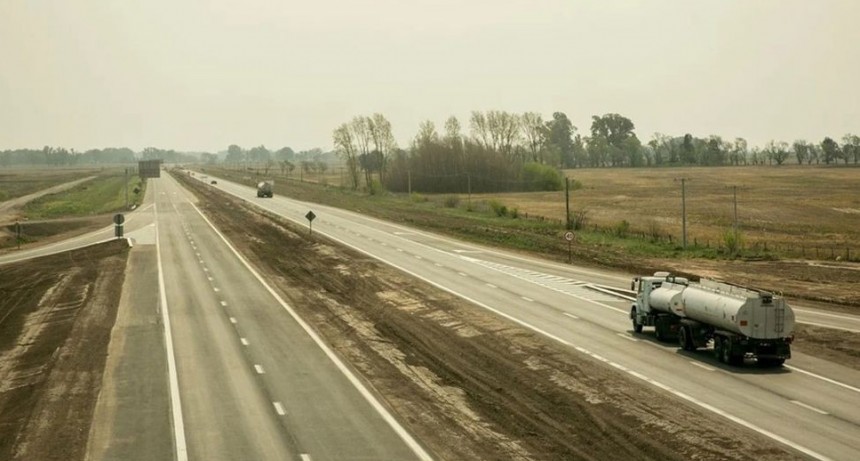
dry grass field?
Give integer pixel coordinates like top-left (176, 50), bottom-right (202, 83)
top-left (477, 165), bottom-right (860, 255)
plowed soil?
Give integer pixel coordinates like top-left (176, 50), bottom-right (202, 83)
top-left (178, 172), bottom-right (800, 460)
top-left (0, 240), bottom-right (129, 461)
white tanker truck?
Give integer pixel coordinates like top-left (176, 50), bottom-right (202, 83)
top-left (630, 272), bottom-right (794, 366)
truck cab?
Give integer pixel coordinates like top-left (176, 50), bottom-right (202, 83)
top-left (630, 272), bottom-right (688, 340)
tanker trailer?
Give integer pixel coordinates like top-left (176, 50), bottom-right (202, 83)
top-left (630, 273), bottom-right (794, 366)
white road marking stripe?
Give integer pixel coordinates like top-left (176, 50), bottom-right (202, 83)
top-left (273, 402), bottom-right (286, 416)
top-left (689, 361), bottom-right (715, 371)
top-left (396, 248), bottom-right (403, 252)
top-left (415, 255), bottom-right (422, 260)
top-left (229, 317), bottom-right (237, 324)
top-left (203, 267), bottom-right (208, 272)
top-left (786, 365), bottom-right (860, 394)
top-left (153, 193), bottom-right (188, 461)
top-left (434, 263), bottom-right (443, 267)
top-left (521, 296), bottom-right (533, 302)
top-left (793, 308), bottom-right (860, 321)
top-left (254, 365), bottom-right (265, 374)
top-left (207, 276), bottom-right (213, 281)
top-left (458, 272), bottom-right (468, 277)
top-left (797, 321), bottom-right (860, 333)
top-left (240, 338), bottom-right (249, 346)
top-left (563, 312), bottom-right (579, 320)
top-left (486, 283), bottom-right (497, 289)
top-left (220, 301), bottom-right (227, 307)
top-left (300, 455), bottom-right (312, 461)
top-left (213, 287), bottom-right (220, 292)
top-left (617, 333), bottom-right (638, 342)
top-left (790, 400), bottom-right (828, 415)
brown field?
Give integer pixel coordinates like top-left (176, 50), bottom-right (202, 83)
top-left (0, 168), bottom-right (101, 203)
top-left (478, 165), bottom-right (860, 254)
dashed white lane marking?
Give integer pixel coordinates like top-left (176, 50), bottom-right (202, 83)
top-left (203, 268), bottom-right (209, 272)
top-left (229, 317), bottom-right (237, 324)
top-left (207, 276), bottom-right (213, 281)
top-left (786, 365), bottom-right (860, 395)
top-left (617, 333), bottom-right (638, 342)
top-left (195, 252), bottom-right (200, 256)
top-left (415, 255), bottom-right (423, 260)
top-left (254, 365), bottom-right (265, 374)
top-left (521, 296), bottom-right (534, 302)
top-left (790, 400), bottom-right (829, 415)
top-left (690, 361), bottom-right (715, 371)
top-left (563, 312), bottom-right (579, 320)
top-left (300, 454), bottom-right (312, 461)
top-left (396, 248), bottom-right (403, 252)
top-left (240, 338), bottom-right (249, 346)
top-left (434, 263), bottom-right (443, 267)
top-left (213, 287), bottom-right (220, 292)
top-left (189, 201), bottom-right (433, 461)
top-left (486, 283), bottom-right (497, 289)
top-left (220, 301), bottom-right (227, 307)
top-left (273, 402), bottom-right (286, 416)
top-left (458, 272), bottom-right (468, 277)
top-left (198, 259), bottom-right (204, 263)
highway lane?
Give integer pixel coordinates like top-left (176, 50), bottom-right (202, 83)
top-left (197, 172), bottom-right (860, 461)
top-left (154, 175), bottom-right (430, 461)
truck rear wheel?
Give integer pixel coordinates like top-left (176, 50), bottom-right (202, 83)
top-left (714, 337), bottom-right (724, 362)
top-left (678, 325), bottom-right (694, 351)
top-left (724, 340), bottom-right (743, 366)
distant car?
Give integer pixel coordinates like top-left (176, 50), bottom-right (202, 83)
top-left (210, 180), bottom-right (217, 185)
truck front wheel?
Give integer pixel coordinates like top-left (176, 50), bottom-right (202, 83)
top-left (678, 325), bottom-right (694, 351)
top-left (631, 308), bottom-right (643, 333)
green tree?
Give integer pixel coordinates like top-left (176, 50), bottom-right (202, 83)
top-left (821, 137), bottom-right (840, 164)
top-left (545, 112), bottom-right (576, 168)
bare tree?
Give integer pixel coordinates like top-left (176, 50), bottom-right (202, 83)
top-left (332, 123), bottom-right (360, 189)
top-left (521, 112), bottom-right (544, 162)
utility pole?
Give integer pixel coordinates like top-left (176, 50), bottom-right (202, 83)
top-left (125, 167), bottom-right (129, 209)
top-left (732, 185), bottom-right (738, 237)
top-left (467, 173), bottom-right (472, 208)
top-left (678, 178), bottom-right (688, 249)
top-left (565, 177), bottom-right (571, 230)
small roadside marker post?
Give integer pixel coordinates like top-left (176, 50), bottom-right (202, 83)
top-left (564, 231), bottom-right (574, 264)
top-left (305, 211), bottom-right (316, 235)
top-left (114, 213), bottom-right (125, 238)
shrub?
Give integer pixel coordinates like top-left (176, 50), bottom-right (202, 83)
top-left (510, 207), bottom-right (519, 219)
top-left (489, 200), bottom-right (508, 217)
top-left (443, 195), bottom-right (460, 208)
top-left (614, 220), bottom-right (631, 237)
top-left (723, 229), bottom-right (744, 255)
top-left (522, 162), bottom-right (563, 191)
top-left (569, 209), bottom-right (589, 230)
top-left (411, 193), bottom-right (429, 203)
top-left (646, 219), bottom-right (662, 242)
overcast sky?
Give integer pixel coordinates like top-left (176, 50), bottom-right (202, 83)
top-left (1, 0), bottom-right (858, 153)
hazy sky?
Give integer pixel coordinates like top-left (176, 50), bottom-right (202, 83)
top-left (1, 0), bottom-right (858, 153)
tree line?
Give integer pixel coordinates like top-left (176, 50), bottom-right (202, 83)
top-left (331, 111), bottom-right (860, 194)
top-left (0, 146), bottom-right (200, 166)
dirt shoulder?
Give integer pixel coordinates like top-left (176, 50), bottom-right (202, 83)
top-left (177, 172), bottom-right (801, 460)
top-left (0, 239), bottom-right (129, 461)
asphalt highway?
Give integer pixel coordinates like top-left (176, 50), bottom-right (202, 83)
top-left (196, 171), bottom-right (860, 461)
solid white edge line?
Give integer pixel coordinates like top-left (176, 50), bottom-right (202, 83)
top-left (785, 365), bottom-right (860, 394)
top-left (154, 196), bottom-right (189, 461)
top-left (689, 361), bottom-right (715, 372)
top-left (616, 333), bottom-right (638, 342)
top-left (793, 308), bottom-right (860, 321)
top-left (201, 174), bottom-right (834, 461)
top-left (187, 201), bottom-right (435, 461)
top-left (797, 321), bottom-right (860, 334)
top-left (790, 400), bottom-right (829, 415)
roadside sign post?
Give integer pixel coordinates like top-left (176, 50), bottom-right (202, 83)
top-left (564, 231), bottom-right (574, 264)
top-left (113, 213), bottom-right (125, 239)
top-left (305, 211), bottom-right (316, 235)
